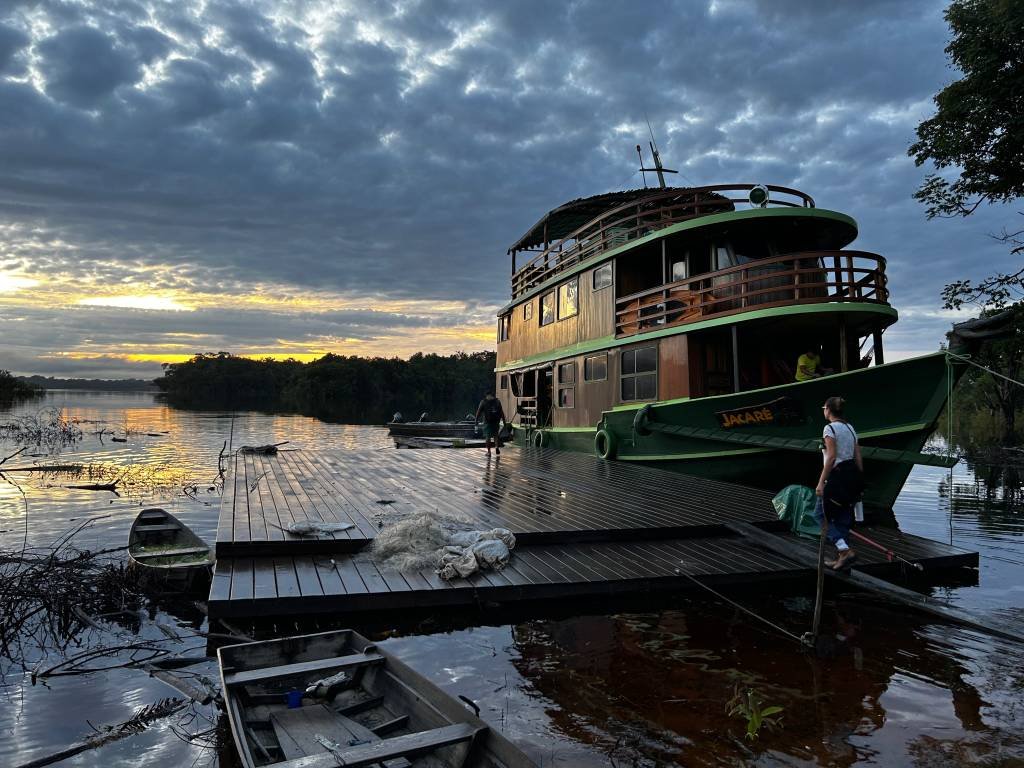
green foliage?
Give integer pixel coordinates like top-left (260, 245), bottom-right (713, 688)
top-left (726, 686), bottom-right (783, 741)
top-left (909, 0), bottom-right (1024, 218)
top-left (154, 351), bottom-right (496, 424)
top-left (946, 303), bottom-right (1024, 444)
top-left (913, 1), bottom-right (1024, 310)
top-left (0, 370), bottom-right (44, 403)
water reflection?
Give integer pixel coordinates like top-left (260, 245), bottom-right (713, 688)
top-left (1, 392), bottom-right (1023, 767)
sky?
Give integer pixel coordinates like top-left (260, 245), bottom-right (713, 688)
top-left (0, 0), bottom-right (1019, 380)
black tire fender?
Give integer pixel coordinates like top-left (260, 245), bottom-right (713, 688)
top-left (594, 428), bottom-right (617, 460)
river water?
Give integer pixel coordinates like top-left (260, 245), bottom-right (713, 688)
top-left (1, 391), bottom-right (1022, 767)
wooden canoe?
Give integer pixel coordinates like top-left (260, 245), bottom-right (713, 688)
top-left (218, 629), bottom-right (535, 768)
top-left (128, 508), bottom-right (214, 592)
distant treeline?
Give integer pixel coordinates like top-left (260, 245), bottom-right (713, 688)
top-left (16, 375), bottom-right (158, 392)
top-left (153, 351), bottom-right (496, 424)
top-left (0, 370), bottom-right (43, 403)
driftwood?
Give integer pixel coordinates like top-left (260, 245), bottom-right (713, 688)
top-left (12, 697), bottom-right (187, 768)
top-left (0, 464), bottom-right (86, 473)
top-left (144, 665), bottom-right (218, 704)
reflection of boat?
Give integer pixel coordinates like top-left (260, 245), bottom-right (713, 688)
top-left (128, 508), bottom-right (214, 591)
top-left (494, 173), bottom-right (966, 513)
top-left (218, 629), bottom-right (535, 768)
top-left (387, 413), bottom-right (481, 439)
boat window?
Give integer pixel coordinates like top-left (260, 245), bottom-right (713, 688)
top-left (559, 361), bottom-right (576, 384)
top-left (523, 301), bottom-right (533, 321)
top-left (540, 292), bottom-right (555, 325)
top-left (498, 314), bottom-right (510, 342)
top-left (584, 353), bottom-right (607, 382)
top-left (558, 387), bottom-right (575, 408)
top-left (499, 374), bottom-right (508, 390)
top-left (714, 242), bottom-right (756, 271)
top-left (558, 278), bottom-right (579, 319)
top-left (557, 362), bottom-right (575, 408)
top-left (671, 257), bottom-right (688, 282)
top-left (621, 345), bottom-right (657, 402)
top-left (593, 263), bottom-right (613, 290)
top-left (714, 245), bottom-right (734, 270)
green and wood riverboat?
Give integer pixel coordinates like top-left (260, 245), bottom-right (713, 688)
top-left (494, 180), bottom-right (967, 515)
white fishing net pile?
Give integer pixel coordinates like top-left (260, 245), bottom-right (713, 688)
top-left (371, 513), bottom-right (451, 572)
top-left (370, 513), bottom-right (517, 580)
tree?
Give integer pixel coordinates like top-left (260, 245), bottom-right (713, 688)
top-left (910, 0), bottom-right (1024, 308)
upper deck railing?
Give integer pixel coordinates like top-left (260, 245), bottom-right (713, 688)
top-left (510, 184), bottom-right (815, 299)
top-left (614, 251), bottom-right (888, 337)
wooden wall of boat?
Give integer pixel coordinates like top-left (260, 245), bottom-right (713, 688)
top-left (496, 265), bottom-right (615, 367)
top-left (659, 334), bottom-right (690, 401)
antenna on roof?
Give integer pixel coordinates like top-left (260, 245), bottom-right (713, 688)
top-left (636, 144), bottom-right (648, 188)
top-left (638, 118), bottom-right (677, 189)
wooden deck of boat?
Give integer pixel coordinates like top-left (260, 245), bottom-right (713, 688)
top-left (208, 446), bottom-right (979, 620)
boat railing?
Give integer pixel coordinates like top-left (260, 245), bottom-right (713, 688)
top-left (511, 184), bottom-right (815, 299)
top-left (614, 250), bottom-right (888, 337)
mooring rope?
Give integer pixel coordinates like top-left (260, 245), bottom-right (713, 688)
top-left (946, 350), bottom-right (1024, 390)
top-left (678, 570), bottom-right (804, 644)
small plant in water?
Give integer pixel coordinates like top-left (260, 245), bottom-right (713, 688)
top-left (727, 685), bottom-right (783, 741)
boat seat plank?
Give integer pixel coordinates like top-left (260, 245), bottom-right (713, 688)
top-left (276, 722), bottom-right (480, 768)
top-left (132, 546), bottom-right (210, 559)
top-left (271, 704), bottom-right (411, 768)
top-left (133, 524), bottom-right (182, 533)
top-left (224, 652), bottom-right (385, 687)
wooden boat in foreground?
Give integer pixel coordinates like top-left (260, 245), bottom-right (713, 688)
top-left (128, 508), bottom-right (214, 591)
top-left (218, 629), bottom-right (535, 768)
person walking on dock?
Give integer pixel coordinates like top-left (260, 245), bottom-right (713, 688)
top-left (476, 393), bottom-right (505, 458)
top-left (815, 396), bottom-right (864, 570)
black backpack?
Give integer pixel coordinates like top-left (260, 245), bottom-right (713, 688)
top-left (483, 398), bottom-right (502, 421)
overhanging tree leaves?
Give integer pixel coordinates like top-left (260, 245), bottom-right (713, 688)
top-left (910, 0), bottom-right (1024, 309)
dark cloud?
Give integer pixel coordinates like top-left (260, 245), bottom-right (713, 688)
top-left (36, 26), bottom-right (142, 107)
top-left (0, 0), bottom-right (1019, 377)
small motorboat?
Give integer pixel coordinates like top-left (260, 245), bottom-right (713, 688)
top-left (387, 412), bottom-right (480, 439)
top-left (218, 629), bottom-right (535, 768)
top-left (128, 508), bottom-right (214, 592)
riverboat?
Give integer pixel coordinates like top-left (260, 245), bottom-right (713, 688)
top-left (494, 178), bottom-right (962, 514)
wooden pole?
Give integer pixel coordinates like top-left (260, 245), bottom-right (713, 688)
top-left (731, 326), bottom-right (740, 393)
top-left (873, 328), bottom-right (885, 365)
top-left (810, 521), bottom-right (827, 644)
top-left (839, 318), bottom-right (848, 372)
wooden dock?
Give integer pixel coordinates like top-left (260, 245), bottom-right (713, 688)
top-left (208, 446), bottom-right (979, 620)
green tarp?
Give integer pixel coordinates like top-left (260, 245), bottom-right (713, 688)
top-left (772, 485), bottom-right (820, 538)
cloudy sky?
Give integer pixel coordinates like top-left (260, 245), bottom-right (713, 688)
top-left (0, 0), bottom-right (1018, 379)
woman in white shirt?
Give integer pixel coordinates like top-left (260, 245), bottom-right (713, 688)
top-left (815, 396), bottom-right (864, 570)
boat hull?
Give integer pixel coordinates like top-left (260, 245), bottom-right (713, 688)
top-left (128, 509), bottom-right (214, 593)
top-left (515, 352), bottom-right (955, 513)
top-left (387, 421), bottom-right (480, 438)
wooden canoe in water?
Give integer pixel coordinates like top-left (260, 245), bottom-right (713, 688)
top-left (218, 629), bottom-right (535, 768)
top-left (128, 508), bottom-right (214, 592)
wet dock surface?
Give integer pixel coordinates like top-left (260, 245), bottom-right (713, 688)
top-left (209, 447), bottom-right (979, 620)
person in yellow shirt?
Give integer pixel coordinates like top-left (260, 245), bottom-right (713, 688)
top-left (795, 346), bottom-right (825, 381)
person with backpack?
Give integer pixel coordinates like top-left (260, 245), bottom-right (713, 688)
top-left (475, 393), bottom-right (506, 457)
top-left (815, 396), bottom-right (864, 570)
